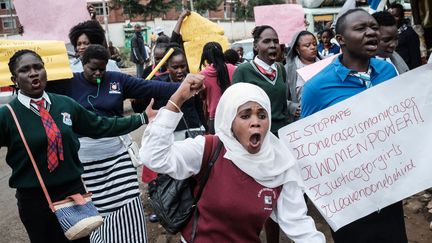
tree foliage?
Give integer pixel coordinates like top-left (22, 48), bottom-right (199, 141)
top-left (193, 0), bottom-right (223, 13)
top-left (111, 0), bottom-right (180, 19)
top-left (234, 0), bottom-right (285, 20)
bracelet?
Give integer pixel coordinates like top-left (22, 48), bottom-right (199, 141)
top-left (168, 99), bottom-right (181, 112)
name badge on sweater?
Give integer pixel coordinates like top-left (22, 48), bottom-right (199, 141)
top-left (61, 112), bottom-right (72, 126)
top-left (109, 82), bottom-right (121, 94)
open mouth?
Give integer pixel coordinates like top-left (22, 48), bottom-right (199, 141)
top-left (31, 79), bottom-right (41, 89)
top-left (249, 133), bottom-right (262, 147)
top-left (364, 39), bottom-right (378, 51)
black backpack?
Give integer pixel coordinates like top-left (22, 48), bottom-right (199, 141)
top-left (148, 135), bottom-right (223, 241)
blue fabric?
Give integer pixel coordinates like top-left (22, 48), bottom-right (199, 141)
top-left (317, 43), bottom-right (341, 56)
top-left (369, 0), bottom-right (382, 10)
top-left (301, 55), bottom-right (397, 118)
top-left (55, 201), bottom-right (100, 232)
top-left (46, 71), bottom-right (180, 117)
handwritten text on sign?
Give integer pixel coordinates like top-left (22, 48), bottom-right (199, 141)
top-left (279, 64), bottom-right (432, 231)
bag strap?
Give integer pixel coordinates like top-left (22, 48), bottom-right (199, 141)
top-left (6, 104), bottom-right (55, 212)
top-left (190, 135), bottom-right (223, 242)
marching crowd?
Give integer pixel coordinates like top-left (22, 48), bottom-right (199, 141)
top-left (0, 2), bottom-right (430, 243)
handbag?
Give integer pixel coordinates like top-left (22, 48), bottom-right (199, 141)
top-left (119, 134), bottom-right (142, 167)
top-left (6, 104), bottom-right (103, 240)
top-left (148, 135), bottom-right (222, 241)
top-left (182, 115), bottom-right (206, 139)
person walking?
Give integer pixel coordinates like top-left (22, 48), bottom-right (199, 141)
top-left (130, 24), bottom-right (148, 77)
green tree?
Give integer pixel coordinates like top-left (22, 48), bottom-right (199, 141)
top-left (111, 0), bottom-right (180, 19)
top-left (193, 0), bottom-right (223, 14)
top-left (234, 0), bottom-right (285, 20)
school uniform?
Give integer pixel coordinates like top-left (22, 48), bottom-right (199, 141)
top-left (301, 55), bottom-right (408, 243)
top-left (0, 92), bottom-right (143, 243)
top-left (140, 83), bottom-right (325, 242)
top-left (46, 71), bottom-right (179, 243)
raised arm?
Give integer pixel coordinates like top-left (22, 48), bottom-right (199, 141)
top-left (139, 74), bottom-right (206, 179)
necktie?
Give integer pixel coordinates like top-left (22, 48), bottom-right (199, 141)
top-left (349, 67), bottom-right (372, 89)
top-left (32, 99), bottom-right (64, 172)
top-left (255, 62), bottom-right (276, 80)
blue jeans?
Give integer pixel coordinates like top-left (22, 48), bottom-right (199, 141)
top-left (136, 63), bottom-right (144, 78)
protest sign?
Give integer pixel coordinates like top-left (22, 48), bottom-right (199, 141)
top-left (254, 4), bottom-right (305, 44)
top-left (297, 54), bottom-right (339, 82)
top-left (279, 64), bottom-right (432, 231)
top-left (0, 40), bottom-right (72, 86)
top-left (13, 0), bottom-right (90, 42)
top-left (181, 12), bottom-right (229, 73)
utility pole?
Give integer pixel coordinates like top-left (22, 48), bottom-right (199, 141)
top-left (190, 0), bottom-right (194, 11)
top-left (8, 0), bottom-right (15, 34)
top-left (102, 0), bottom-right (110, 43)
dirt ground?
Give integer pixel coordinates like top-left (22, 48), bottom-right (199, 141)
top-left (138, 169), bottom-right (432, 243)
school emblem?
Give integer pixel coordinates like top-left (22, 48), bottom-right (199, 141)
top-left (109, 82), bottom-right (121, 94)
top-left (61, 112), bottom-right (72, 126)
top-left (257, 188), bottom-right (277, 211)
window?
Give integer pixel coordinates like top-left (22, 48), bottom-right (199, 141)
top-left (0, 0), bottom-right (12, 10)
top-left (92, 2), bottom-right (109, 16)
top-left (2, 18), bottom-right (15, 29)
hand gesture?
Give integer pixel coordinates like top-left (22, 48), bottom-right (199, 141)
top-left (87, 4), bottom-right (96, 20)
top-left (168, 74), bottom-right (205, 112)
top-left (179, 10), bottom-right (191, 20)
top-left (145, 98), bottom-right (158, 123)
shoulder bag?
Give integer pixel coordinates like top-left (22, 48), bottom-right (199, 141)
top-left (148, 135), bottom-right (222, 242)
top-left (6, 104), bottom-right (103, 240)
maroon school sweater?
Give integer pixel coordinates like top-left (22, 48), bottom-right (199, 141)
top-left (181, 146), bottom-right (282, 242)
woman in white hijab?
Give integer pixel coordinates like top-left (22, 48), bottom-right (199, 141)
top-left (140, 76), bottom-right (325, 242)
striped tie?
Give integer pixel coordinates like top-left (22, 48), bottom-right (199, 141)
top-left (32, 99), bottom-right (64, 172)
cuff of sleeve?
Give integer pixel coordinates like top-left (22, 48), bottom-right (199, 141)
top-left (155, 108), bottom-right (183, 128)
top-left (139, 113), bottom-right (148, 124)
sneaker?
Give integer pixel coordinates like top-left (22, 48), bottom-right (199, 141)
top-left (149, 213), bottom-right (158, 223)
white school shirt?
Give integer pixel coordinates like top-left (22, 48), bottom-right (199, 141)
top-left (140, 108), bottom-right (325, 243)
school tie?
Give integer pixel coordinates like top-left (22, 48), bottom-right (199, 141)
top-left (349, 67), bottom-right (372, 88)
top-left (255, 62), bottom-right (276, 80)
top-left (32, 99), bottom-right (64, 172)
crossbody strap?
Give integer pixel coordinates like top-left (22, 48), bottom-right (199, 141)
top-left (190, 135), bottom-right (223, 242)
top-left (6, 104), bottom-right (55, 212)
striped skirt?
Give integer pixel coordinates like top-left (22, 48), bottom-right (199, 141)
top-left (79, 137), bottom-right (147, 243)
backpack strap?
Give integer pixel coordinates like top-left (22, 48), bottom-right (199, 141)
top-left (195, 135), bottom-right (220, 182)
top-left (190, 135), bottom-right (223, 243)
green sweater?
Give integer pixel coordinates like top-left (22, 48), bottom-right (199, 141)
top-left (232, 61), bottom-right (289, 135)
top-left (0, 93), bottom-right (143, 188)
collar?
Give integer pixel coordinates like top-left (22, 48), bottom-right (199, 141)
top-left (254, 56), bottom-right (277, 72)
top-left (17, 91), bottom-right (51, 109)
top-left (334, 55), bottom-right (383, 82)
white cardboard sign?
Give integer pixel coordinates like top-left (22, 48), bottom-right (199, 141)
top-left (279, 64), bottom-right (432, 231)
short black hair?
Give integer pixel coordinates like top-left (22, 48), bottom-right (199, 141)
top-left (335, 8), bottom-right (369, 35)
top-left (166, 43), bottom-right (186, 65)
top-left (81, 44), bottom-right (109, 65)
top-left (252, 25), bottom-right (275, 45)
top-left (252, 25), bottom-right (277, 56)
top-left (224, 49), bottom-right (239, 65)
top-left (8, 49), bottom-right (44, 76)
top-left (372, 11), bottom-right (396, 27)
top-left (388, 3), bottom-right (404, 17)
top-left (68, 20), bottom-right (106, 49)
top-left (321, 28), bottom-right (335, 38)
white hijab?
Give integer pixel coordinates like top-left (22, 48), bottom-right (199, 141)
top-left (215, 83), bottom-right (304, 188)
